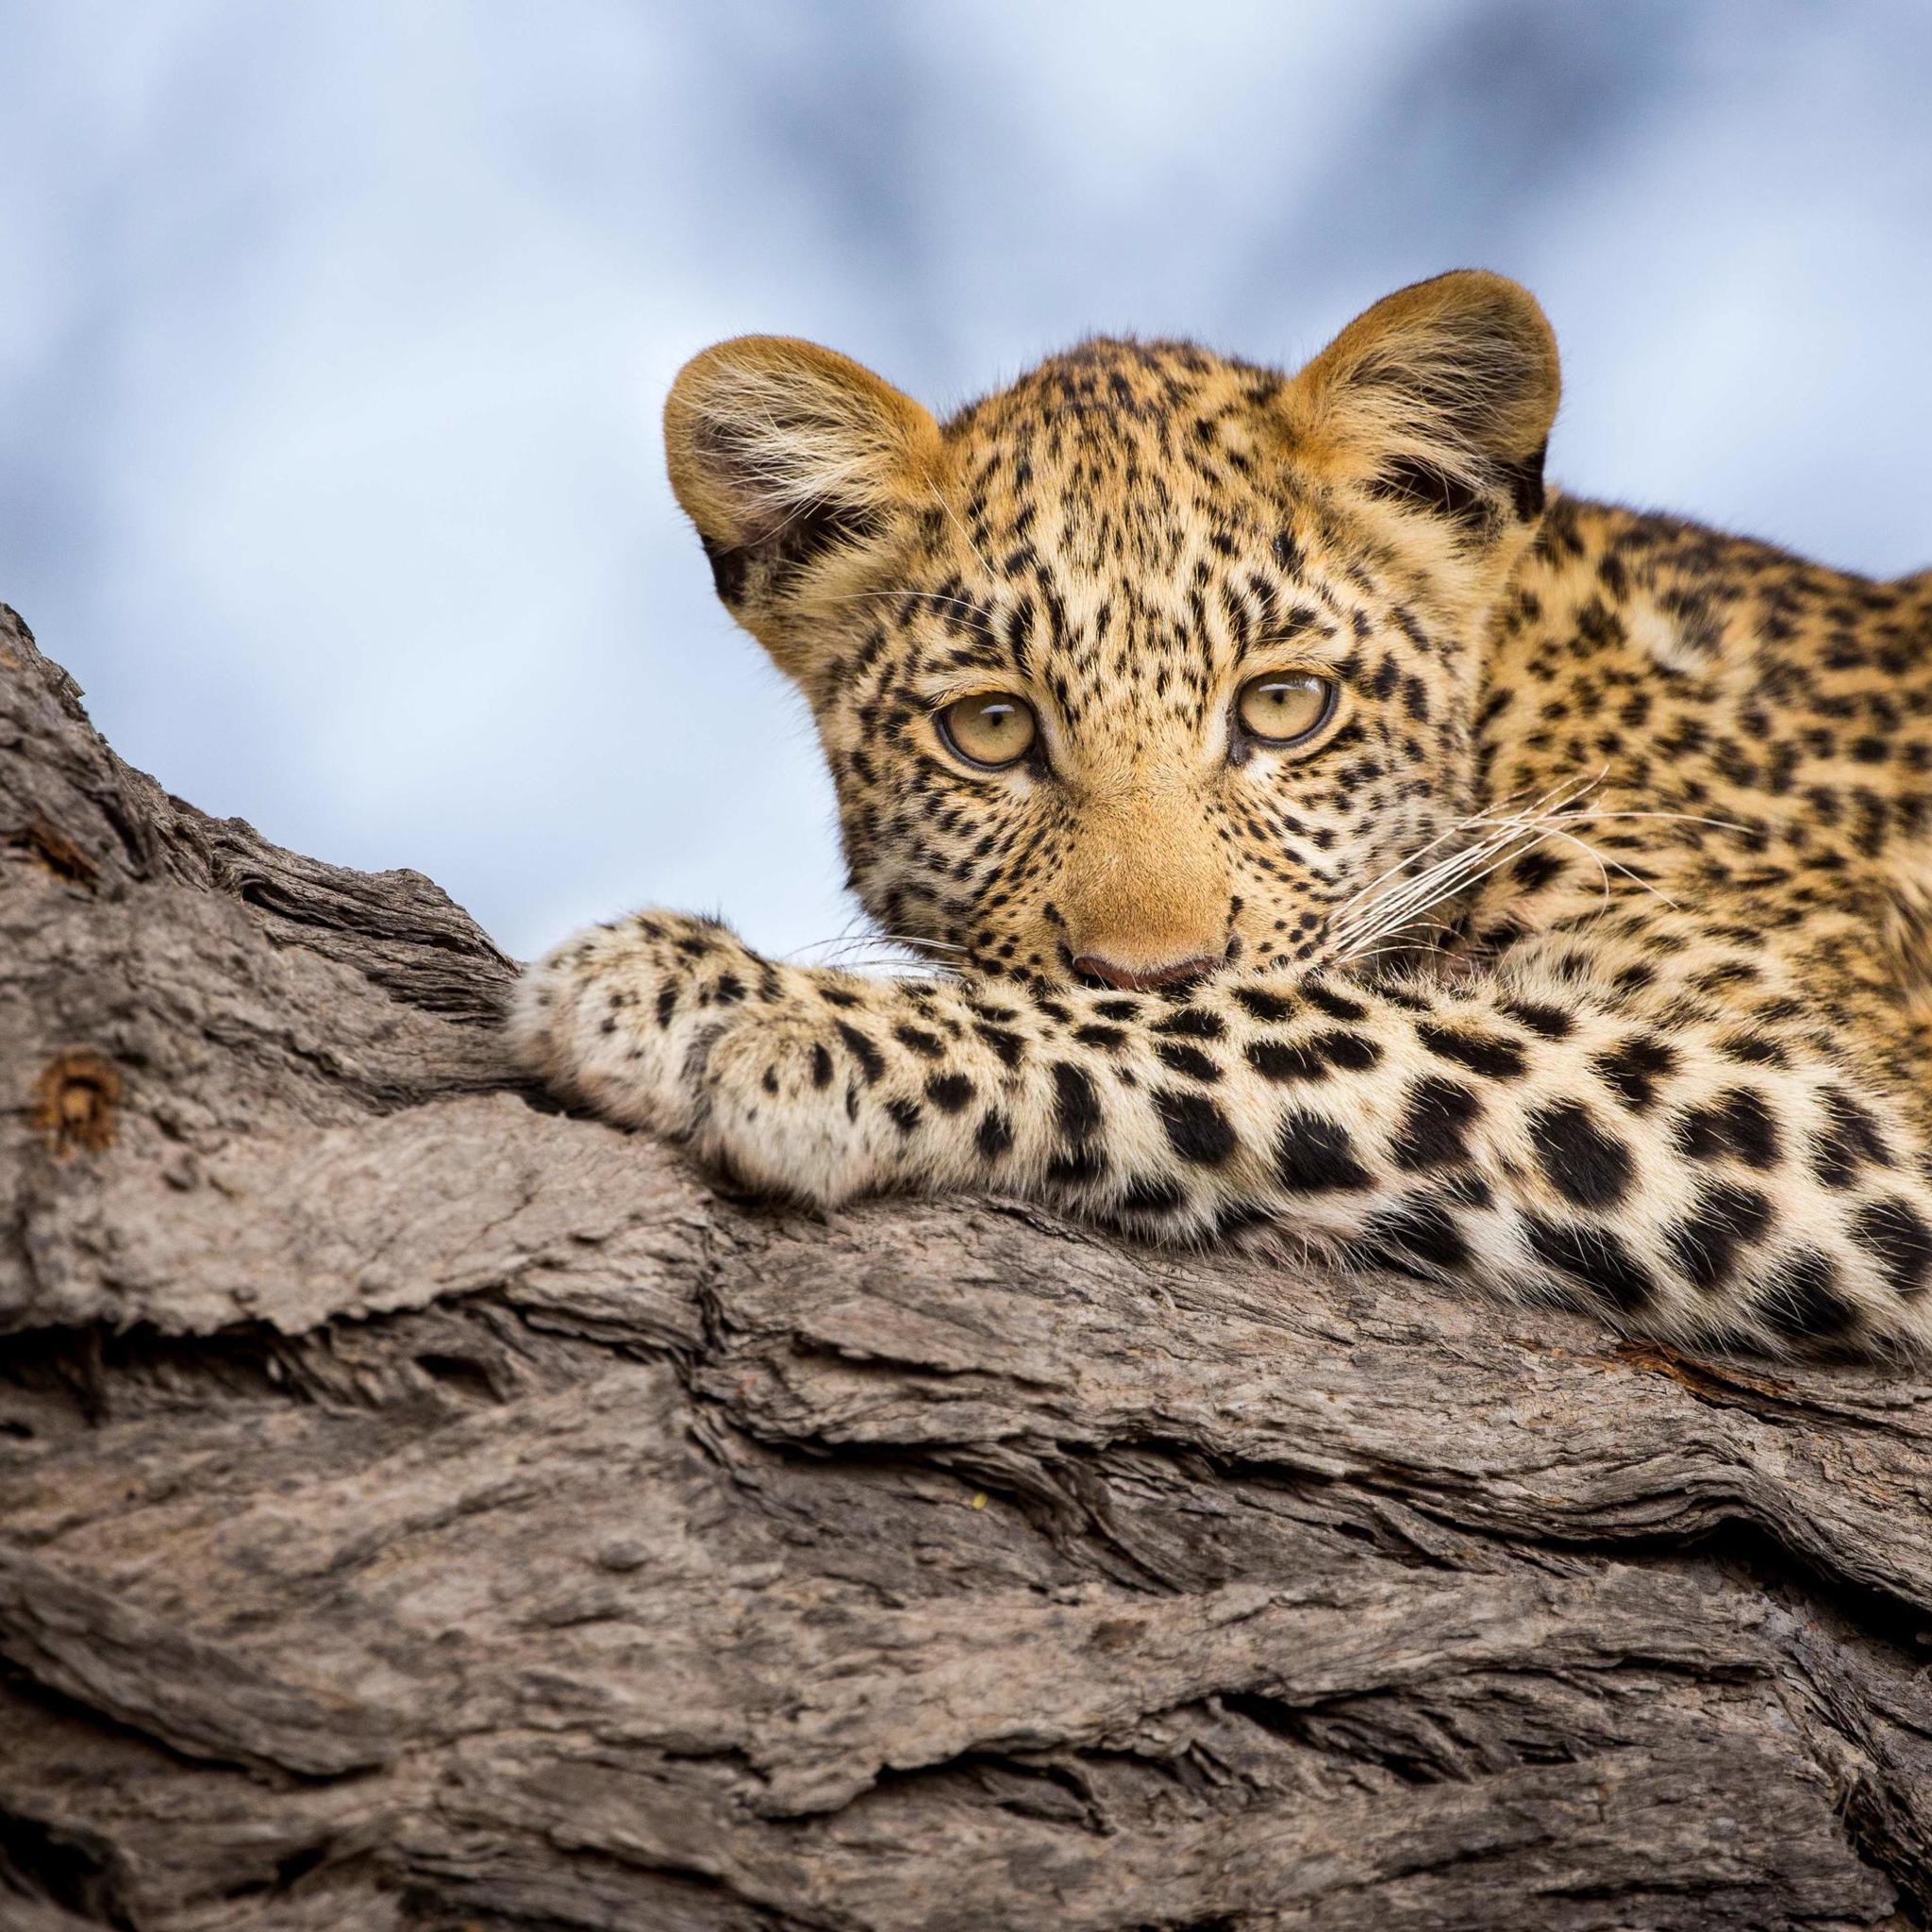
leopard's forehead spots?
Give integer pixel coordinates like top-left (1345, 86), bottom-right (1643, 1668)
top-left (945, 341), bottom-right (1291, 588)
top-left (891, 344), bottom-right (1376, 736)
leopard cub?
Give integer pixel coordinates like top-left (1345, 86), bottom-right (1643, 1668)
top-left (514, 271), bottom-right (1932, 1358)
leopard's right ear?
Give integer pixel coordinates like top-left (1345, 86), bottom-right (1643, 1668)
top-left (665, 337), bottom-right (941, 670)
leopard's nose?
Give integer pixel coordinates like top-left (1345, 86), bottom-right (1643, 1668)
top-left (1071, 952), bottom-right (1223, 992)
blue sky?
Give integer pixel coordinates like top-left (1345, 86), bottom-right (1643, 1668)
top-left (3, 1), bottom-right (1928, 958)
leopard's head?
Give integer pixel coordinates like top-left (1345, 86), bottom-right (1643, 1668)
top-left (666, 271), bottom-right (1558, 989)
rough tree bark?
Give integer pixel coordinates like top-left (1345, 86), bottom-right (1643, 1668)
top-left (4, 598), bottom-right (1932, 1932)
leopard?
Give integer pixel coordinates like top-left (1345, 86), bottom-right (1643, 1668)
top-left (510, 270), bottom-right (1932, 1358)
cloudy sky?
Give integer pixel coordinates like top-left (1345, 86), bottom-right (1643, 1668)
top-left (3, 1), bottom-right (1928, 960)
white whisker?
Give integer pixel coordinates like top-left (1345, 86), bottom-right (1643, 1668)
top-left (1326, 815), bottom-right (1544, 953)
top-left (1324, 774), bottom-right (1611, 965)
top-left (784, 922), bottom-right (970, 981)
top-left (1327, 772), bottom-right (1603, 927)
top-left (1323, 763), bottom-right (1741, 968)
top-left (830, 589), bottom-right (994, 624)
top-left (1332, 831), bottom-right (1545, 964)
top-left (925, 479), bottom-right (999, 581)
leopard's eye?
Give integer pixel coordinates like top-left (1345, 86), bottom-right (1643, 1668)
top-left (1235, 673), bottom-right (1337, 747)
top-left (937, 692), bottom-right (1038, 770)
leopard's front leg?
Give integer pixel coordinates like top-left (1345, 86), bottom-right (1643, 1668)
top-left (510, 910), bottom-right (1074, 1208)
top-left (514, 908), bottom-right (1233, 1215)
top-left (515, 910), bottom-right (1932, 1356)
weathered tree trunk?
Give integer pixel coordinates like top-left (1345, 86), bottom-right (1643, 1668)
top-left (4, 600), bottom-right (1932, 1931)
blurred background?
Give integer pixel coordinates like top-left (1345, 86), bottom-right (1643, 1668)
top-left (3, 1), bottom-right (1929, 961)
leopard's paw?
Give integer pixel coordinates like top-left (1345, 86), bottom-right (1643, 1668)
top-left (508, 910), bottom-right (765, 1139)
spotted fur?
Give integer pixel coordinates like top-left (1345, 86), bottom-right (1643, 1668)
top-left (512, 272), bottom-right (1932, 1359)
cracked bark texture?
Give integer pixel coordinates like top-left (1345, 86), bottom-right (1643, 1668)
top-left (4, 596), bottom-right (1932, 1932)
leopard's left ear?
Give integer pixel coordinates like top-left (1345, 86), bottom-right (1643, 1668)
top-left (1290, 271), bottom-right (1559, 541)
top-left (665, 336), bottom-right (941, 674)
